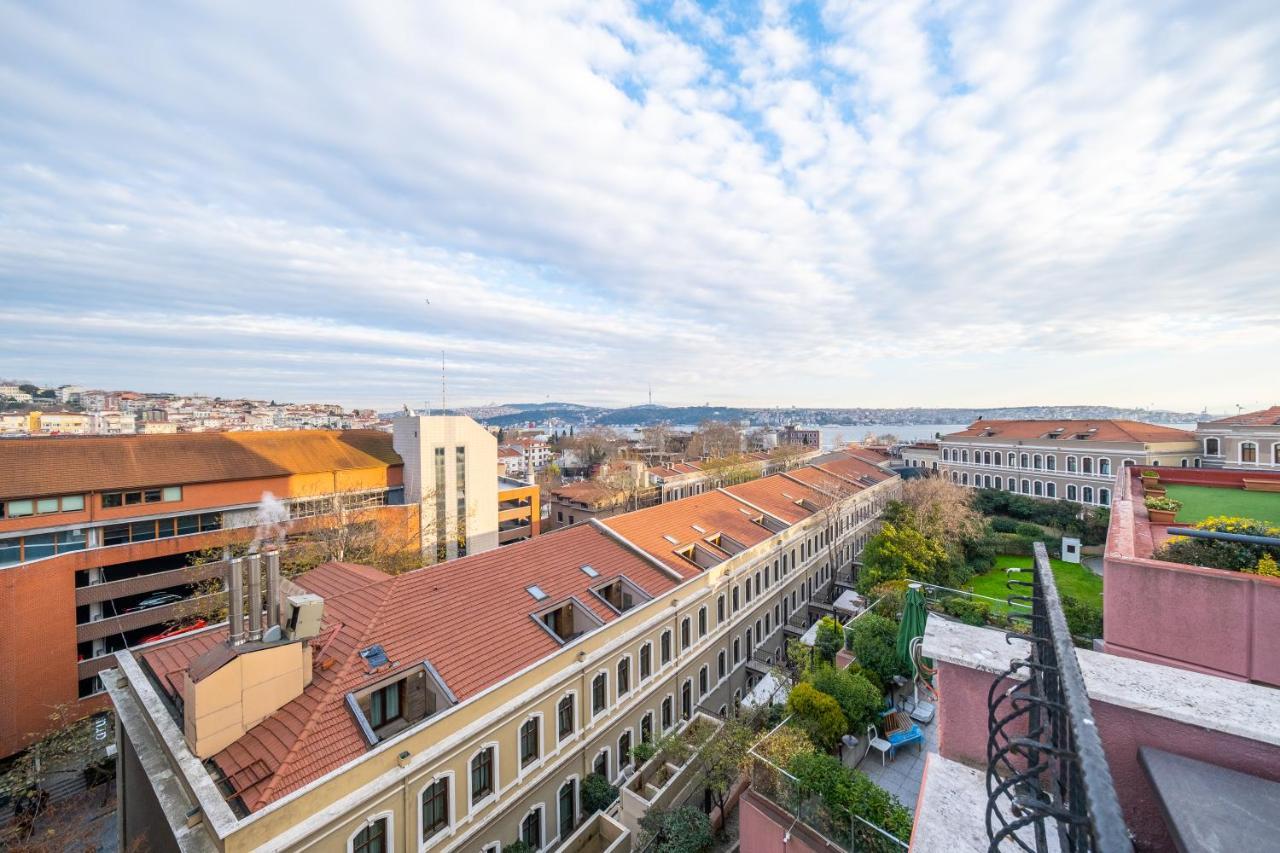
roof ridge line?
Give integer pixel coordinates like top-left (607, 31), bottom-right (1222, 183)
top-left (714, 488), bottom-right (791, 528)
top-left (590, 519), bottom-right (685, 583)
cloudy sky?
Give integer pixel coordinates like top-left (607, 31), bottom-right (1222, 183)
top-left (2, 1), bottom-right (1277, 412)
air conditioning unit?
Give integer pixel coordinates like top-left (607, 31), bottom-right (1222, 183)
top-left (284, 594), bottom-right (325, 641)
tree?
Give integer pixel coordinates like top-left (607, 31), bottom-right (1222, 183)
top-left (857, 521), bottom-right (949, 593)
top-left (754, 724), bottom-right (815, 769)
top-left (814, 617), bottom-right (844, 664)
top-left (638, 805), bottom-right (713, 853)
top-left (898, 478), bottom-right (985, 552)
top-left (581, 772), bottom-right (619, 814)
top-left (563, 426), bottom-right (625, 468)
top-left (1, 704), bottom-right (102, 831)
top-left (699, 718), bottom-right (755, 815)
top-left (809, 665), bottom-right (883, 735)
top-left (686, 420), bottom-right (741, 458)
top-left (847, 613), bottom-right (910, 688)
top-left (641, 423), bottom-right (671, 455)
top-left (698, 453), bottom-right (758, 487)
top-left (786, 682), bottom-right (847, 751)
top-left (787, 752), bottom-right (914, 845)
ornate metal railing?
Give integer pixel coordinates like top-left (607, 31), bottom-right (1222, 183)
top-left (985, 542), bottom-right (1132, 853)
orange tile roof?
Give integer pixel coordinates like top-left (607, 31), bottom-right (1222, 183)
top-left (944, 419), bottom-right (1196, 444)
top-left (603, 489), bottom-right (774, 574)
top-left (0, 430), bottom-right (401, 501)
top-left (721, 477), bottom-right (826, 525)
top-left (547, 481), bottom-right (625, 508)
top-left (1207, 406), bottom-right (1280, 426)
top-left (140, 525), bottom-right (676, 811)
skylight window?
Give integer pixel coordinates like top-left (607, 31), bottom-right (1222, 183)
top-left (662, 534), bottom-right (679, 544)
top-left (527, 585), bottom-right (548, 601)
top-left (359, 644), bottom-right (389, 671)
top-left (691, 524), bottom-right (706, 533)
top-left (580, 564), bottom-right (599, 578)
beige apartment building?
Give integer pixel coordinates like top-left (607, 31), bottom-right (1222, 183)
top-left (1196, 405), bottom-right (1280, 469)
top-left (107, 450), bottom-right (898, 853)
top-left (937, 420), bottom-right (1199, 507)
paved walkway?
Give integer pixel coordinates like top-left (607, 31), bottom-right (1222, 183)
top-left (1083, 555), bottom-right (1104, 576)
top-left (846, 709), bottom-right (938, 811)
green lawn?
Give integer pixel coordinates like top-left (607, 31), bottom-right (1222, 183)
top-left (1161, 484), bottom-right (1280, 526)
top-left (965, 554), bottom-right (1103, 613)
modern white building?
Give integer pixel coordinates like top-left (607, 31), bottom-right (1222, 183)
top-left (393, 415), bottom-right (500, 563)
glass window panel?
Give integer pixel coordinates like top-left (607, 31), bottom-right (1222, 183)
top-left (103, 525), bottom-right (130, 546)
top-left (102, 493), bottom-right (123, 508)
top-left (0, 538), bottom-right (21, 566)
top-left (177, 515), bottom-right (199, 536)
top-left (36, 498), bottom-right (59, 514)
top-left (130, 521), bottom-right (156, 541)
top-left (56, 529), bottom-right (86, 553)
top-left (23, 533), bottom-right (56, 560)
top-left (200, 513), bottom-right (222, 531)
top-left (124, 492), bottom-right (143, 505)
top-left (162, 486), bottom-right (182, 502)
top-left (143, 489), bottom-right (162, 503)
top-left (61, 495), bottom-right (85, 512)
top-left (7, 500), bottom-right (33, 517)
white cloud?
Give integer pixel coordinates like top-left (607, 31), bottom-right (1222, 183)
top-left (0, 0), bottom-right (1276, 410)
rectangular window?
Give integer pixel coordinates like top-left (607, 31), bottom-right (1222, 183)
top-left (177, 515), bottom-right (199, 536)
top-left (61, 495), bottom-right (85, 512)
top-left (520, 718), bottom-right (539, 767)
top-left (0, 538), bottom-right (21, 567)
top-left (434, 448), bottom-right (447, 562)
top-left (6, 500), bottom-right (33, 517)
top-left (662, 696), bottom-right (673, 730)
top-left (640, 644), bottom-right (651, 680)
top-left (619, 731), bottom-right (632, 767)
top-left (129, 521), bottom-right (156, 542)
top-left (660, 631), bottom-right (672, 665)
top-left (592, 673), bottom-right (607, 715)
top-left (455, 446), bottom-right (467, 557)
top-left (36, 497), bottom-right (59, 514)
top-left (471, 747), bottom-right (494, 803)
top-left (421, 778), bottom-right (449, 839)
top-left (680, 618), bottom-right (691, 651)
top-left (162, 486), bottom-right (182, 502)
top-left (369, 682), bottom-right (402, 729)
top-left (698, 607), bottom-right (707, 638)
top-left (618, 658), bottom-right (630, 696)
top-left (102, 493), bottom-right (123, 508)
top-left (22, 533), bottom-right (56, 561)
top-left (521, 809), bottom-right (542, 849)
top-left (558, 695), bottom-right (575, 740)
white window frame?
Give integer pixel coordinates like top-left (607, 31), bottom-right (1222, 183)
top-left (556, 689), bottom-right (578, 743)
top-left (517, 712), bottom-right (544, 777)
top-left (519, 803), bottom-right (546, 852)
top-left (555, 774), bottom-right (581, 847)
top-left (590, 669), bottom-right (610, 721)
top-left (467, 742), bottom-right (500, 814)
top-left (616, 653), bottom-right (634, 699)
top-left (348, 811), bottom-right (395, 853)
top-left (417, 770), bottom-right (455, 849)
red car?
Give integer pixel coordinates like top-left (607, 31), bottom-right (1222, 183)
top-left (140, 619), bottom-right (207, 645)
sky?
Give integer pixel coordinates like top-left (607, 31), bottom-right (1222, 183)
top-left (1, 0), bottom-right (1277, 413)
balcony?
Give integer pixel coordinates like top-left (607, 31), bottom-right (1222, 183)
top-left (559, 809), bottom-right (630, 853)
top-left (912, 543), bottom-right (1280, 851)
top-left (618, 712), bottom-right (723, 833)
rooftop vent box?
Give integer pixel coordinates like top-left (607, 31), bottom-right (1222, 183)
top-left (285, 593), bottom-right (325, 641)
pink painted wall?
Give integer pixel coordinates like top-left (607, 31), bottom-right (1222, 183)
top-left (934, 658), bottom-right (1280, 852)
top-left (1104, 468), bottom-right (1280, 686)
top-left (740, 790), bottom-right (840, 853)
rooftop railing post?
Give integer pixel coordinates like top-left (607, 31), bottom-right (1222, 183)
top-left (984, 542), bottom-right (1132, 853)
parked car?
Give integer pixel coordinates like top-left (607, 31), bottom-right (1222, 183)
top-left (125, 592), bottom-right (184, 613)
top-left (140, 619), bottom-right (207, 645)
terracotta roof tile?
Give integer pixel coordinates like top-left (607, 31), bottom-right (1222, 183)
top-left (943, 419), bottom-right (1196, 443)
top-left (1206, 406), bottom-right (1280, 426)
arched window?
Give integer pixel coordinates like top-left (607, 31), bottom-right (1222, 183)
top-left (993, 453), bottom-right (1002, 467)
top-left (1066, 484), bottom-right (1078, 501)
top-left (350, 815), bottom-right (391, 853)
top-left (1008, 478), bottom-right (1017, 493)
top-left (1099, 459), bottom-right (1111, 476)
top-left (983, 451), bottom-right (992, 465)
top-left (1020, 453), bottom-right (1029, 468)
top-left (1274, 444), bottom-right (1280, 464)
top-left (1099, 488), bottom-right (1110, 507)
top-left (961, 473), bottom-right (969, 485)
top-left (983, 475), bottom-right (992, 488)
top-left (1180, 458), bottom-right (1188, 467)
top-left (1066, 456), bottom-right (1078, 473)
top-left (1033, 454), bottom-right (1042, 470)
top-left (962, 449), bottom-right (969, 462)
top-left (1046, 483), bottom-right (1056, 498)
top-left (1046, 456), bottom-right (1056, 471)
top-left (1242, 442), bottom-right (1258, 463)
top-left (1194, 458), bottom-right (1202, 468)
top-left (1082, 457), bottom-right (1094, 474)
top-left (1008, 452), bottom-right (1017, 466)
top-left (1083, 486), bottom-right (1094, 504)
top-left (1033, 480), bottom-right (1043, 496)
top-left (942, 448), bottom-right (950, 461)
top-left (1204, 437), bottom-right (1220, 456)
top-left (1021, 479), bottom-right (1030, 494)
top-left (951, 471), bottom-right (959, 483)
top-left (994, 476), bottom-right (1003, 490)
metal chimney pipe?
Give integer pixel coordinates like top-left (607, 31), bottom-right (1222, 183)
top-left (265, 550), bottom-right (281, 630)
top-left (247, 553), bottom-right (263, 642)
top-left (228, 557), bottom-right (245, 646)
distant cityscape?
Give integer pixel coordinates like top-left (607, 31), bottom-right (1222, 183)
top-left (0, 378), bottom-right (1212, 437)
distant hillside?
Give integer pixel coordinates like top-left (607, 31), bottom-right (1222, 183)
top-left (474, 403), bottom-right (1204, 428)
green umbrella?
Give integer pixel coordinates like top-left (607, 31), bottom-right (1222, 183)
top-left (896, 583), bottom-right (930, 679)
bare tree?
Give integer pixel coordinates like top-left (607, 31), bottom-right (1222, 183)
top-left (686, 420), bottom-right (742, 459)
top-left (640, 423), bottom-right (670, 455)
top-left (563, 426), bottom-right (626, 468)
top-left (897, 477), bottom-right (984, 551)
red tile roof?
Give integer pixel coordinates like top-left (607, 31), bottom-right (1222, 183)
top-left (547, 481), bottom-right (625, 508)
top-left (944, 420), bottom-right (1196, 443)
top-left (0, 430), bottom-right (401, 501)
top-left (603, 489), bottom-right (774, 574)
top-left (721, 477), bottom-right (826, 525)
top-left (140, 525), bottom-right (675, 811)
top-left (1207, 406), bottom-right (1280, 426)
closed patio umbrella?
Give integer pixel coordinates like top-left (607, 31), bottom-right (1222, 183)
top-left (897, 583), bottom-right (936, 719)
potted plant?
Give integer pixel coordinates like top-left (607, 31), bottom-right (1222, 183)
top-left (1144, 495), bottom-right (1181, 524)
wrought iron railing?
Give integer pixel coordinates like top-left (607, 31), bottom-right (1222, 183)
top-left (985, 542), bottom-right (1132, 852)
